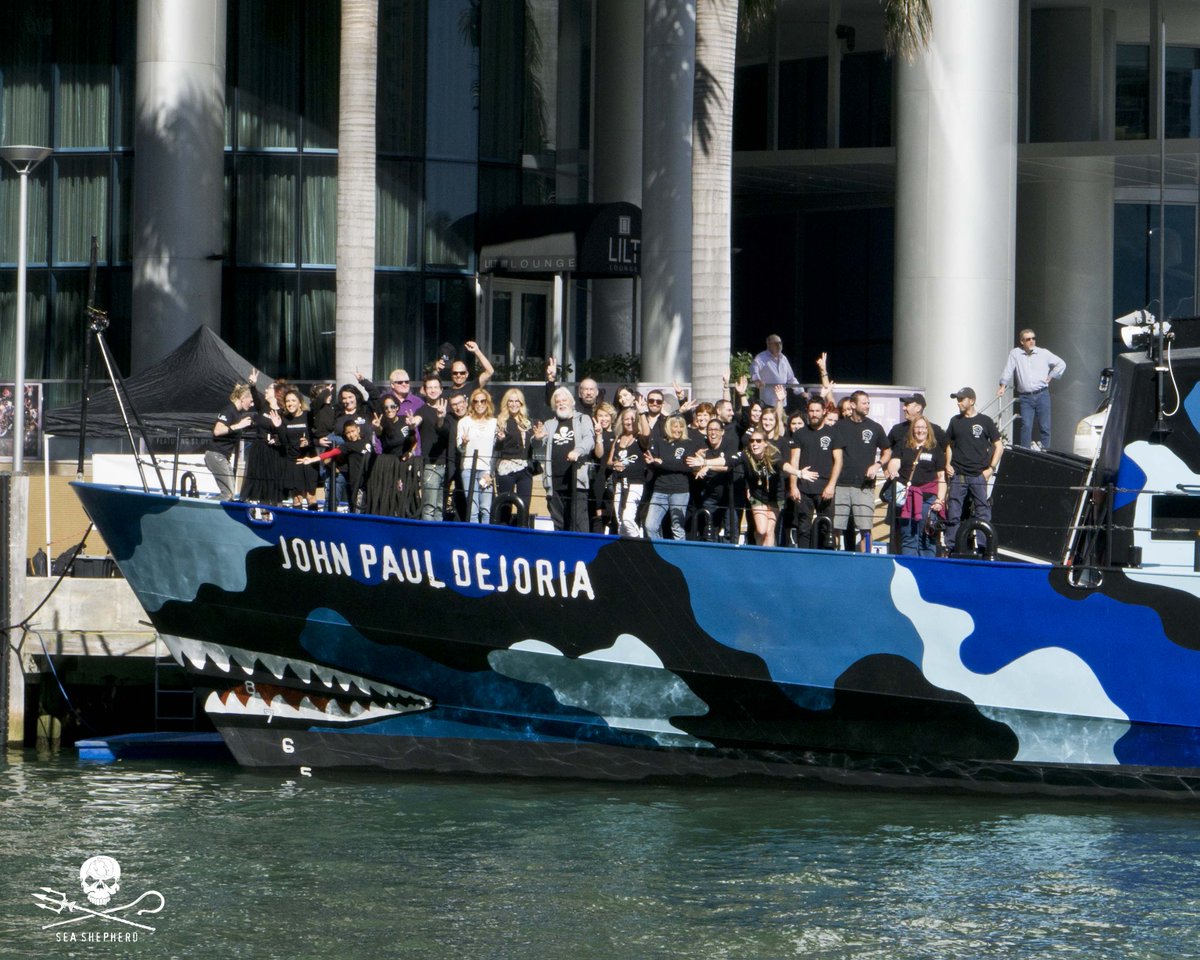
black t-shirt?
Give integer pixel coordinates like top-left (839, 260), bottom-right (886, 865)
top-left (895, 445), bottom-right (946, 486)
top-left (833, 416), bottom-right (887, 487)
top-left (414, 405), bottom-right (450, 466)
top-left (210, 403), bottom-right (250, 458)
top-left (650, 434), bottom-right (700, 494)
top-left (791, 424), bottom-right (835, 494)
top-left (696, 446), bottom-right (732, 504)
top-left (946, 413), bottom-right (1000, 476)
top-left (611, 436), bottom-right (648, 485)
top-left (333, 411), bottom-right (376, 446)
top-left (280, 411), bottom-right (314, 458)
top-left (550, 415), bottom-right (578, 484)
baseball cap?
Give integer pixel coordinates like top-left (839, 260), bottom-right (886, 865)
top-left (899, 393), bottom-right (926, 407)
top-left (950, 387), bottom-right (976, 401)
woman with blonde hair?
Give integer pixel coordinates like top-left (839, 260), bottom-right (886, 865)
top-left (457, 388), bottom-right (497, 523)
top-left (494, 388), bottom-right (535, 522)
top-left (643, 415), bottom-right (696, 539)
top-left (888, 415), bottom-right (947, 556)
top-left (609, 406), bottom-right (648, 537)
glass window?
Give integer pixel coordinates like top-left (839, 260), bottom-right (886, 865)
top-left (426, 0), bottom-right (479, 160)
top-left (377, 159), bottom-right (420, 268)
top-left (1116, 45), bottom-right (1149, 141)
top-left (0, 270), bottom-right (47, 378)
top-left (296, 273), bottom-right (336, 378)
top-left (301, 157), bottom-right (337, 267)
top-left (303, 0), bottom-right (339, 151)
top-left (734, 64), bottom-right (769, 151)
top-left (54, 156), bottom-right (109, 264)
top-left (0, 7), bottom-right (52, 147)
top-left (55, 2), bottom-right (112, 149)
top-left (0, 165), bottom-right (49, 265)
top-left (236, 157), bottom-right (297, 265)
top-left (424, 277), bottom-right (473, 358)
top-left (1166, 47), bottom-right (1200, 140)
top-left (1113, 203), bottom-right (1197, 324)
top-left (375, 272), bottom-right (423, 374)
top-left (237, 0), bottom-right (299, 150)
top-left (840, 51), bottom-right (891, 149)
top-left (222, 269), bottom-right (332, 376)
top-left (479, 0), bottom-right (523, 163)
top-left (377, 0), bottom-right (426, 157)
top-left (778, 58), bottom-right (827, 150)
top-left (424, 161), bottom-right (476, 270)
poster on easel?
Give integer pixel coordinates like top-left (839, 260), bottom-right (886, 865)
top-left (0, 382), bottom-right (42, 461)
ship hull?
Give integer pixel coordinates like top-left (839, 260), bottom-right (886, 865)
top-left (72, 482), bottom-right (1200, 798)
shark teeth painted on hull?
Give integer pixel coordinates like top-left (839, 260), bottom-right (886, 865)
top-left (205, 682), bottom-right (429, 725)
top-left (162, 635), bottom-right (419, 705)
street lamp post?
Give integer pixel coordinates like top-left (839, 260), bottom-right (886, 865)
top-left (0, 145), bottom-right (52, 473)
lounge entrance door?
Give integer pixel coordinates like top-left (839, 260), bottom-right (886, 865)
top-left (485, 279), bottom-right (551, 374)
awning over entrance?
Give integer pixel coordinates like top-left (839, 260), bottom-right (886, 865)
top-left (478, 202), bottom-right (641, 278)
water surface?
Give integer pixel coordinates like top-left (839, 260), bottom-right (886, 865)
top-left (2, 751), bottom-right (1198, 959)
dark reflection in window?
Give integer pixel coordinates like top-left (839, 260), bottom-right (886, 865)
top-left (425, 161), bottom-right (476, 269)
top-left (1113, 203), bottom-right (1196, 331)
top-left (378, 0), bottom-right (426, 157)
top-left (1166, 47), bottom-right (1200, 139)
top-left (1116, 45), bottom-right (1149, 140)
top-left (427, 0), bottom-right (479, 161)
top-left (778, 58), bottom-right (827, 150)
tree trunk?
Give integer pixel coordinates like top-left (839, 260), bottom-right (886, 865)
top-left (691, 0), bottom-right (737, 403)
top-left (335, 0), bottom-right (378, 383)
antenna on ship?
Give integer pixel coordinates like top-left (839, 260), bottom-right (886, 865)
top-left (1151, 12), bottom-right (1172, 443)
top-left (75, 236), bottom-right (169, 494)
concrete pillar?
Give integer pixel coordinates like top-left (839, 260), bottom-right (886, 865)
top-left (132, 0), bottom-right (226, 371)
top-left (591, 0), bottom-right (644, 358)
top-left (641, 0), bottom-right (693, 384)
top-left (1016, 165), bottom-right (1113, 451)
top-left (1018, 5), bottom-right (1114, 450)
top-left (2, 473), bottom-right (29, 746)
top-left (893, 0), bottom-right (1019, 429)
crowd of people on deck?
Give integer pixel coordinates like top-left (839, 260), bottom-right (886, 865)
top-left (205, 335), bottom-right (1008, 557)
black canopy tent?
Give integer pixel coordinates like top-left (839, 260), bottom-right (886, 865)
top-left (44, 325), bottom-right (270, 439)
top-left (477, 203), bottom-right (641, 367)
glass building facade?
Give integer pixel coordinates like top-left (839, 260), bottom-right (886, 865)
top-left (0, 0), bottom-right (590, 400)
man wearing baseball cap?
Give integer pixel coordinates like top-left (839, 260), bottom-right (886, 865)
top-left (943, 387), bottom-right (1003, 555)
top-left (882, 393), bottom-right (947, 552)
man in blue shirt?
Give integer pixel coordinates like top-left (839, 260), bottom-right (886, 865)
top-left (996, 329), bottom-right (1065, 450)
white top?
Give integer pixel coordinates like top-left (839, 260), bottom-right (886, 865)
top-left (457, 416), bottom-right (497, 473)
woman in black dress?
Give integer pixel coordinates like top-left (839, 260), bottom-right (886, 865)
top-left (367, 396), bottom-right (414, 516)
top-left (279, 388), bottom-right (319, 510)
top-left (240, 369), bottom-right (285, 504)
top-left (493, 388), bottom-right (536, 524)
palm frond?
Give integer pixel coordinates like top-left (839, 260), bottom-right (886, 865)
top-left (882, 0), bottom-right (933, 63)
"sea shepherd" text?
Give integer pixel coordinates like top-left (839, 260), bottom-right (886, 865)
top-left (277, 537), bottom-right (596, 600)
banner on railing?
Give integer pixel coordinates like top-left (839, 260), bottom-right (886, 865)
top-left (0, 382), bottom-right (41, 461)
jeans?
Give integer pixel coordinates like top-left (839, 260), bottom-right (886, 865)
top-left (204, 451), bottom-right (236, 500)
top-left (465, 474), bottom-right (493, 524)
top-left (944, 473), bottom-right (990, 553)
top-left (421, 463), bottom-right (446, 520)
top-left (612, 481), bottom-right (644, 537)
top-left (900, 496), bottom-right (938, 557)
top-left (1017, 388), bottom-right (1051, 447)
top-left (644, 491), bottom-right (689, 540)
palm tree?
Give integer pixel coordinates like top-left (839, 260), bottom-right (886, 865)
top-left (335, 0), bottom-right (379, 384)
top-left (689, 0), bottom-right (931, 402)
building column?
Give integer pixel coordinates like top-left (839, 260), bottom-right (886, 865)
top-left (641, 0), bottom-right (693, 384)
top-left (1016, 166), bottom-right (1113, 450)
top-left (1018, 5), bottom-right (1115, 450)
top-left (893, 0), bottom-right (1019, 427)
top-left (591, 0), bottom-right (644, 358)
top-left (131, 0), bottom-right (226, 371)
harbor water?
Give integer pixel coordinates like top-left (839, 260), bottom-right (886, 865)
top-left (2, 750), bottom-right (1198, 959)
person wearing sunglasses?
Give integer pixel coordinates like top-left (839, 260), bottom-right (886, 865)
top-left (356, 367), bottom-right (425, 456)
top-left (457, 389), bottom-right (498, 523)
top-left (997, 328), bottom-right (1065, 450)
top-left (437, 341), bottom-right (495, 401)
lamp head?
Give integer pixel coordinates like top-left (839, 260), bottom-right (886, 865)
top-left (0, 145), bottom-right (52, 174)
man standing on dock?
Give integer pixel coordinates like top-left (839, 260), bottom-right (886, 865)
top-left (997, 329), bottom-right (1065, 450)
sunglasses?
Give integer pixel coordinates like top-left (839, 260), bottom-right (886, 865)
top-left (647, 398), bottom-right (663, 405)
top-left (382, 404), bottom-right (398, 411)
top-left (392, 379), bottom-right (409, 385)
top-left (452, 369), bottom-right (469, 376)
top-left (473, 399), bottom-right (488, 405)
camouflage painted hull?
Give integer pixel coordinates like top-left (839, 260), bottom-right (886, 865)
top-left (73, 482), bottom-right (1200, 798)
